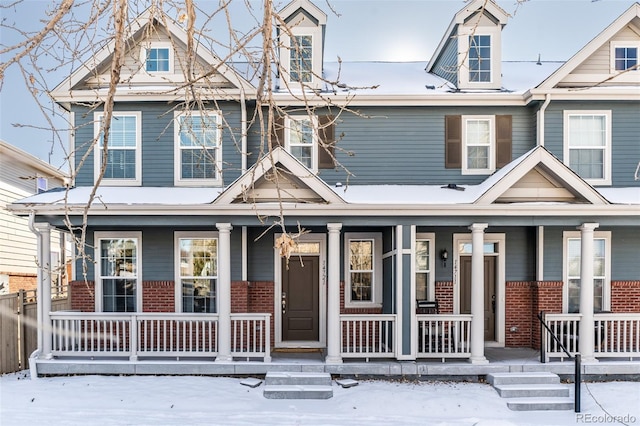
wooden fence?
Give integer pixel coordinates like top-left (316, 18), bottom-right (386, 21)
top-left (0, 289), bottom-right (70, 374)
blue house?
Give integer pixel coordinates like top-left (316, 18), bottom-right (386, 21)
top-left (11, 0), bottom-right (640, 376)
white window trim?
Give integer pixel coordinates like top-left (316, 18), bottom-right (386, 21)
top-left (562, 231), bottom-right (611, 314)
top-left (94, 231), bottom-right (142, 313)
top-left (610, 42), bottom-right (639, 74)
top-left (414, 233), bottom-right (436, 302)
top-left (563, 110), bottom-right (612, 186)
top-left (457, 26), bottom-right (501, 89)
top-left (461, 115), bottom-right (496, 175)
top-left (173, 110), bottom-right (223, 186)
top-left (93, 111), bottom-right (142, 186)
top-left (289, 34), bottom-right (314, 84)
top-left (285, 115), bottom-right (318, 172)
top-left (140, 42), bottom-right (174, 74)
top-left (344, 232), bottom-right (383, 308)
top-left (174, 231), bottom-right (219, 313)
top-left (280, 22), bottom-right (323, 91)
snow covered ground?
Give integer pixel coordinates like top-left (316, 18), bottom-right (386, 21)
top-left (1, 372), bottom-right (639, 426)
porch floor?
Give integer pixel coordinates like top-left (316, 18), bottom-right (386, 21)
top-left (34, 347), bottom-right (640, 379)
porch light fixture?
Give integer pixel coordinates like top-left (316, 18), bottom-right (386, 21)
top-left (440, 249), bottom-right (448, 267)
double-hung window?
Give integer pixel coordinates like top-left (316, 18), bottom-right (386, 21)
top-left (290, 35), bottom-right (313, 83)
top-left (286, 116), bottom-right (317, 170)
top-left (415, 234), bottom-right (435, 301)
top-left (95, 232), bottom-right (141, 312)
top-left (94, 112), bottom-right (142, 185)
top-left (563, 231), bottom-right (611, 313)
top-left (563, 111), bottom-right (611, 185)
top-left (174, 111), bottom-right (222, 185)
top-left (345, 233), bottom-right (382, 307)
top-left (462, 115), bottom-right (495, 174)
top-left (469, 35), bottom-right (491, 83)
top-left (175, 232), bottom-right (218, 313)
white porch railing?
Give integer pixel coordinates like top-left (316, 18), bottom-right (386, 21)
top-left (595, 313), bottom-right (640, 359)
top-left (340, 314), bottom-right (396, 360)
top-left (416, 314), bottom-right (472, 360)
top-left (542, 313), bottom-right (640, 361)
top-left (50, 312), bottom-right (271, 362)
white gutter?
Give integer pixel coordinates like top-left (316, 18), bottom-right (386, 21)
top-left (27, 212), bottom-right (43, 358)
top-left (537, 93), bottom-right (551, 147)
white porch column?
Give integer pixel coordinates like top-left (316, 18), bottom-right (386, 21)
top-left (578, 222), bottom-right (599, 363)
top-left (326, 223), bottom-right (343, 364)
top-left (216, 223), bottom-right (233, 362)
top-left (35, 223), bottom-right (53, 359)
top-left (469, 223), bottom-right (489, 364)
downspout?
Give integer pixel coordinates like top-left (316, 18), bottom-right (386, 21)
top-left (536, 94), bottom-right (551, 282)
top-left (240, 90), bottom-right (248, 281)
top-left (28, 211), bottom-right (43, 377)
top-left (537, 93), bottom-right (551, 147)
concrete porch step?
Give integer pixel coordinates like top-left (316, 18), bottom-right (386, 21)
top-left (487, 372), bottom-right (560, 386)
top-left (265, 371), bottom-right (332, 386)
top-left (494, 383), bottom-right (570, 398)
top-left (263, 385), bottom-right (333, 399)
top-left (506, 397), bottom-right (574, 411)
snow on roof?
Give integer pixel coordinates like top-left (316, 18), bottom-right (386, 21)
top-left (596, 187), bottom-right (640, 205)
top-left (331, 184), bottom-right (480, 204)
top-left (501, 61), bottom-right (564, 92)
top-left (14, 186), bottom-right (222, 206)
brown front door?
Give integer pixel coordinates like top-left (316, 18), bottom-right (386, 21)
top-left (282, 256), bottom-right (319, 341)
top-left (460, 256), bottom-right (497, 340)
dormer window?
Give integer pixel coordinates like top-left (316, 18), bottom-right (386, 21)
top-left (290, 35), bottom-right (313, 83)
top-left (142, 43), bottom-right (173, 73)
top-left (469, 35), bottom-right (491, 82)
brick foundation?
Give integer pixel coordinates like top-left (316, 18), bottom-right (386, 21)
top-left (142, 281), bottom-right (174, 312)
top-left (70, 280), bottom-right (96, 312)
top-left (611, 281), bottom-right (640, 313)
top-left (531, 281), bottom-right (564, 349)
top-left (435, 281), bottom-right (454, 314)
top-left (505, 281), bottom-right (534, 348)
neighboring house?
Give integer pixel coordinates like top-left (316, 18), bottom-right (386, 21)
top-left (9, 0), bottom-right (640, 373)
top-left (0, 140), bottom-right (71, 296)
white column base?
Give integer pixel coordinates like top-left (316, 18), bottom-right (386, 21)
top-left (215, 355), bottom-right (234, 362)
top-left (468, 356), bottom-right (489, 365)
top-left (325, 355), bottom-right (343, 364)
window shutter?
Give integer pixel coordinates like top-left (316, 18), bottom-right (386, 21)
top-left (445, 115), bottom-right (462, 168)
top-left (318, 115), bottom-right (336, 169)
top-left (495, 115), bottom-right (512, 168)
top-left (270, 116), bottom-right (284, 149)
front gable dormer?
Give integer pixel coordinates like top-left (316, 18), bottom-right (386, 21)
top-left (539, 3), bottom-right (640, 89)
top-left (277, 0), bottom-right (327, 91)
top-left (50, 8), bottom-right (254, 106)
top-left (427, 0), bottom-right (508, 90)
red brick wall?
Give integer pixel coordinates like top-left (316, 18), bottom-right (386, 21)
top-left (532, 281), bottom-right (563, 349)
top-left (70, 280), bottom-right (95, 312)
top-left (5, 273), bottom-right (37, 293)
top-left (435, 281), bottom-right (453, 314)
top-left (611, 281), bottom-right (640, 313)
top-left (231, 281), bottom-right (249, 313)
top-left (142, 281), bottom-right (174, 312)
top-left (505, 281), bottom-right (533, 348)
top-left (247, 281), bottom-right (275, 346)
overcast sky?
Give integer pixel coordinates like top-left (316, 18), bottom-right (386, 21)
top-left (0, 0), bottom-right (637, 168)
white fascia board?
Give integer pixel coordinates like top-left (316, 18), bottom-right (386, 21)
top-left (538, 3), bottom-right (640, 89)
top-left (526, 88), bottom-right (640, 102)
top-left (11, 202), bottom-right (640, 217)
top-left (0, 141), bottom-right (67, 179)
top-left (270, 93), bottom-right (528, 107)
top-left (278, 0), bottom-right (327, 25)
top-left (52, 88), bottom-right (255, 104)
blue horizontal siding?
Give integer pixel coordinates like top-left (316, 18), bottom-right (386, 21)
top-left (543, 101), bottom-right (640, 187)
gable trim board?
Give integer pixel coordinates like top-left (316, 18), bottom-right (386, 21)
top-left (214, 147), bottom-right (345, 205)
top-left (538, 3), bottom-right (640, 89)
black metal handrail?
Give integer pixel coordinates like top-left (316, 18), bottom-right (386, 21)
top-left (537, 311), bottom-right (581, 413)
